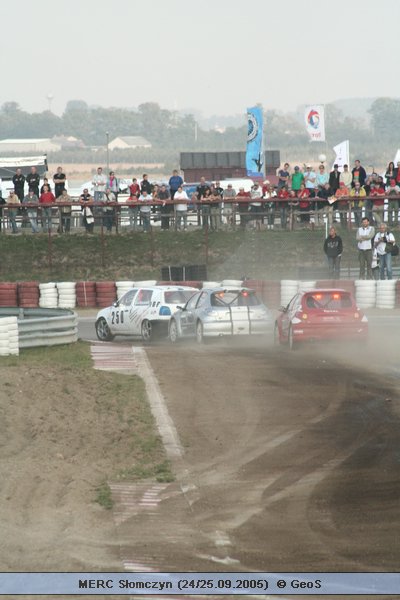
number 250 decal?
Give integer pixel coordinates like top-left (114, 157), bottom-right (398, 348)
top-left (111, 311), bottom-right (124, 325)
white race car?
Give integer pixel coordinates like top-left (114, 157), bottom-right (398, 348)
top-left (95, 285), bottom-right (198, 342)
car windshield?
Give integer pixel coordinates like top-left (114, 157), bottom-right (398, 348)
top-left (164, 290), bottom-right (196, 304)
top-left (211, 290), bottom-right (260, 307)
top-left (305, 292), bottom-right (353, 310)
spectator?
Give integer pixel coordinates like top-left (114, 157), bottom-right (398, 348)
top-left (56, 188), bottom-right (72, 233)
top-left (349, 182), bottom-right (366, 226)
top-left (263, 183), bottom-right (277, 230)
top-left (249, 183), bottom-right (263, 230)
top-left (303, 165), bottom-right (317, 197)
top-left (335, 181), bottom-right (350, 227)
top-left (316, 182), bottom-right (334, 226)
top-left (127, 193), bottom-right (139, 231)
top-left (277, 163), bottom-right (290, 189)
top-left (395, 161), bottom-right (400, 186)
top-left (356, 216), bottom-right (375, 280)
top-left (173, 185), bottom-right (189, 230)
top-left (351, 159), bottom-right (367, 188)
top-left (277, 185), bottom-right (289, 230)
top-left (40, 177), bottom-right (52, 194)
top-left (374, 223), bottom-right (395, 280)
top-left (209, 186), bottom-right (222, 231)
top-left (339, 163), bottom-right (352, 189)
top-left (297, 182), bottom-right (311, 225)
top-left (138, 190), bottom-right (152, 232)
top-left (168, 169), bottom-right (183, 199)
top-left (323, 226), bottom-right (343, 278)
top-left (79, 188), bottom-right (94, 233)
top-left (129, 177), bottom-right (141, 197)
top-left (107, 171), bottom-right (119, 202)
top-left (316, 164), bottom-right (329, 190)
top-left (370, 181), bottom-right (385, 225)
top-left (23, 189), bottom-right (39, 233)
top-left (53, 166), bottom-right (66, 198)
top-left (222, 183), bottom-right (236, 229)
top-left (158, 184), bottom-right (171, 230)
top-left (196, 177), bottom-right (211, 227)
top-left (385, 161), bottom-right (396, 187)
top-left (291, 166), bottom-right (304, 192)
top-left (329, 164), bottom-right (340, 193)
top-left (6, 189), bottom-right (21, 234)
top-left (200, 188), bottom-right (212, 229)
top-left (387, 178), bottom-right (400, 227)
top-left (26, 166), bottom-right (40, 196)
top-left (140, 173), bottom-right (153, 195)
top-left (92, 167), bottom-right (107, 202)
top-left (236, 187), bottom-right (250, 230)
top-left (39, 184), bottom-right (55, 233)
top-left (102, 187), bottom-right (115, 233)
top-left (12, 168), bottom-right (25, 201)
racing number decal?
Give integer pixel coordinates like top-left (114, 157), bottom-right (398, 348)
top-left (111, 311), bottom-right (124, 325)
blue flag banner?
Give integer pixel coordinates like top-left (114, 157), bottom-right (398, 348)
top-left (246, 106), bottom-right (264, 178)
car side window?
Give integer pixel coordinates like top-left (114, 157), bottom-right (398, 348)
top-left (135, 289), bottom-right (153, 306)
top-left (185, 292), bottom-right (201, 311)
top-left (119, 289), bottom-right (138, 307)
top-left (196, 292), bottom-right (208, 309)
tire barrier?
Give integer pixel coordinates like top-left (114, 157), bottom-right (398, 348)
top-left (18, 281), bottom-right (40, 308)
top-left (57, 282), bottom-right (76, 309)
top-left (96, 281), bottom-right (117, 307)
top-left (0, 283), bottom-right (18, 307)
top-left (355, 280), bottom-right (377, 309)
top-left (76, 281), bottom-right (96, 308)
top-left (39, 282), bottom-right (58, 309)
top-left (0, 308), bottom-right (77, 352)
top-left (116, 281), bottom-right (135, 300)
top-left (0, 316), bottom-right (19, 356)
top-left (281, 280), bottom-right (299, 307)
top-left (376, 280), bottom-right (397, 309)
top-left (298, 280), bottom-right (316, 293)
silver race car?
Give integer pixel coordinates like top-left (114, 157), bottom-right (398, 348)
top-left (168, 287), bottom-right (273, 343)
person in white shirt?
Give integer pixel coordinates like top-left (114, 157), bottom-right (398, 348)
top-left (374, 223), bottom-right (395, 280)
top-left (250, 183), bottom-right (263, 230)
top-left (303, 165), bottom-right (317, 195)
top-left (356, 217), bottom-right (375, 280)
top-left (339, 164), bottom-right (352, 189)
top-left (173, 186), bottom-right (189, 230)
top-left (92, 167), bottom-right (107, 202)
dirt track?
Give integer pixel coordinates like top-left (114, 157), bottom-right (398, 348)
top-left (1, 327), bottom-right (400, 598)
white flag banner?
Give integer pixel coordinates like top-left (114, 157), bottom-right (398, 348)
top-left (304, 104), bottom-right (325, 142)
top-left (332, 140), bottom-right (350, 171)
top-left (393, 149), bottom-right (400, 165)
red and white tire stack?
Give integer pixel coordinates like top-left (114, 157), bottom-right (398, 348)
top-left (0, 283), bottom-right (18, 307)
top-left (96, 281), bottom-right (117, 307)
top-left (262, 281), bottom-right (281, 309)
top-left (18, 282), bottom-right (40, 308)
top-left (76, 282), bottom-right (97, 308)
top-left (57, 282), bottom-right (76, 309)
top-left (39, 282), bottom-right (58, 308)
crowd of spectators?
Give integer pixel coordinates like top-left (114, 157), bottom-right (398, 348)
top-left (1, 161), bottom-right (400, 236)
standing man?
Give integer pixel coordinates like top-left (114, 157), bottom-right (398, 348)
top-left (356, 217), bottom-right (375, 280)
top-left (351, 160), bottom-right (367, 188)
top-left (303, 165), bottom-right (317, 197)
top-left (374, 223), bottom-right (395, 280)
top-left (158, 184), bottom-right (171, 230)
top-left (323, 226), bottom-right (343, 279)
top-left (196, 177), bottom-right (210, 226)
top-left (12, 168), bottom-right (26, 201)
top-left (53, 166), bottom-right (66, 198)
top-left (168, 169), bottom-right (183, 199)
top-left (291, 166), bottom-right (304, 193)
top-left (140, 174), bottom-right (153, 195)
top-left (277, 163), bottom-right (290, 189)
top-left (6, 189), bottom-right (21, 233)
top-left (26, 166), bottom-right (40, 197)
top-left (92, 167), bottom-right (107, 202)
top-left (329, 164), bottom-right (341, 194)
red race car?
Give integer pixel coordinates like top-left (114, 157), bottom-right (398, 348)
top-left (275, 288), bottom-right (368, 350)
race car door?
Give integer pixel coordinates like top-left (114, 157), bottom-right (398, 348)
top-left (113, 289), bottom-right (138, 334)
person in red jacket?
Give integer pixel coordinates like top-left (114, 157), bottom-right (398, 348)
top-left (277, 186), bottom-right (289, 229)
top-left (297, 183), bottom-right (310, 224)
top-left (370, 182), bottom-right (385, 225)
top-left (39, 184), bottom-right (55, 232)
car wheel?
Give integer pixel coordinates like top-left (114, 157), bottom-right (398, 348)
top-left (141, 319), bottom-right (153, 342)
top-left (274, 322), bottom-right (280, 346)
top-left (196, 320), bottom-right (204, 344)
top-left (95, 317), bottom-right (114, 342)
top-left (288, 325), bottom-right (296, 351)
top-left (169, 319), bottom-right (179, 344)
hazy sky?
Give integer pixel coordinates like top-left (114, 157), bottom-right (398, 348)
top-left (1, 0), bottom-right (399, 117)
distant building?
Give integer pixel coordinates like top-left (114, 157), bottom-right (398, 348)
top-left (51, 135), bottom-right (85, 149)
top-left (108, 136), bottom-right (152, 150)
top-left (0, 138), bottom-right (62, 153)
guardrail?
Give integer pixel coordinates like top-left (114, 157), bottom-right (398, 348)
top-left (0, 307), bottom-right (78, 351)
